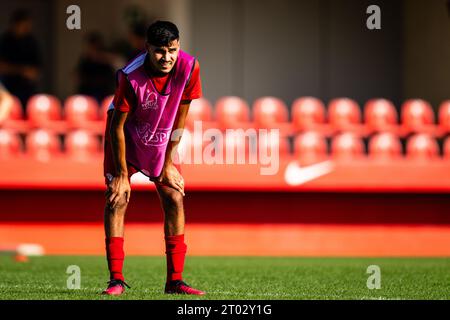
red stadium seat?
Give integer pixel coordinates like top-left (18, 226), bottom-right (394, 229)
top-left (331, 132), bottom-right (364, 160)
top-left (0, 129), bottom-right (22, 158)
top-left (406, 133), bottom-right (439, 161)
top-left (178, 128), bottom-right (244, 163)
top-left (292, 97), bottom-right (326, 131)
top-left (253, 97), bottom-right (288, 129)
top-left (26, 94), bottom-right (62, 127)
top-left (364, 99), bottom-right (398, 133)
top-left (7, 96), bottom-right (24, 120)
top-left (185, 97), bottom-right (213, 130)
top-left (368, 132), bottom-right (402, 161)
top-left (224, 131), bottom-right (251, 158)
top-left (25, 129), bottom-right (61, 161)
top-left (294, 131), bottom-right (327, 163)
top-left (174, 128), bottom-right (225, 165)
top-left (65, 130), bottom-right (101, 161)
top-left (438, 100), bottom-right (450, 134)
top-left (0, 95), bottom-right (30, 133)
top-left (401, 99), bottom-right (435, 134)
top-left (64, 95), bottom-right (99, 128)
top-left (443, 136), bottom-right (450, 160)
top-left (257, 131), bottom-right (290, 156)
top-left (328, 98), bottom-right (362, 132)
top-left (215, 96), bottom-right (250, 129)
top-left (100, 95), bottom-right (114, 121)
top-left (198, 129), bottom-right (260, 161)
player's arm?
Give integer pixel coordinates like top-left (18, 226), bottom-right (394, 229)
top-left (106, 109), bottom-right (131, 208)
top-left (157, 100), bottom-right (191, 196)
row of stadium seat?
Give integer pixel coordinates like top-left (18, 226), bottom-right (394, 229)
top-left (2, 94), bottom-right (450, 137)
top-left (0, 129), bottom-right (102, 162)
top-left (3, 94), bottom-right (112, 134)
top-left (0, 127), bottom-right (448, 162)
top-left (188, 97), bottom-right (450, 137)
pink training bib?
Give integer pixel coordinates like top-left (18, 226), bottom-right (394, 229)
top-left (116, 50), bottom-right (195, 178)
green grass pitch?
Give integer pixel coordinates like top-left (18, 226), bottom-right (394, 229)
top-left (0, 256), bottom-right (449, 300)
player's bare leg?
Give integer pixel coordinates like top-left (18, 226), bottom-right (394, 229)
top-left (102, 194), bottom-right (130, 295)
top-left (104, 195), bottom-right (128, 238)
top-left (156, 184), bottom-right (185, 236)
top-left (156, 184), bottom-right (205, 295)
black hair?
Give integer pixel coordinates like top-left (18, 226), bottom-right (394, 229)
top-left (11, 9), bottom-right (31, 24)
top-left (146, 20), bottom-right (179, 47)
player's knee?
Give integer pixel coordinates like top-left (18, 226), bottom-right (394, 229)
top-left (116, 196), bottom-right (128, 209)
top-left (160, 188), bottom-right (183, 207)
top-left (106, 196), bottom-right (128, 213)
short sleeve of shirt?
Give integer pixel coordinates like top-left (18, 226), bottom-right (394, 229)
top-left (181, 60), bottom-right (202, 101)
top-left (112, 71), bottom-right (135, 112)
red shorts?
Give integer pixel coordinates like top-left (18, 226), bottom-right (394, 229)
top-left (103, 110), bottom-right (182, 185)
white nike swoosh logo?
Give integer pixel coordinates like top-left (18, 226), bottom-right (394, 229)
top-left (284, 160), bottom-right (335, 186)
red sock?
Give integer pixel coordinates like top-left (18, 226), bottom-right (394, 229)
top-left (165, 234), bottom-right (187, 282)
top-left (105, 237), bottom-right (125, 281)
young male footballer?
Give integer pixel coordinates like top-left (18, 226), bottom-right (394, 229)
top-left (102, 20), bottom-right (205, 296)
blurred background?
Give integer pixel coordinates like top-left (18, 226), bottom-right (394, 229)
top-left (0, 0), bottom-right (449, 107)
top-left (1, 0), bottom-right (450, 259)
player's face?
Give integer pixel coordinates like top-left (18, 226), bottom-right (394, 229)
top-left (146, 39), bottom-right (180, 74)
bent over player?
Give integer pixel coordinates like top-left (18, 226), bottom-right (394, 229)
top-left (102, 21), bottom-right (205, 296)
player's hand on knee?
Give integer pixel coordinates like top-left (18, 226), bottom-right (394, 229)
top-left (157, 164), bottom-right (185, 196)
top-left (106, 174), bottom-right (131, 208)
